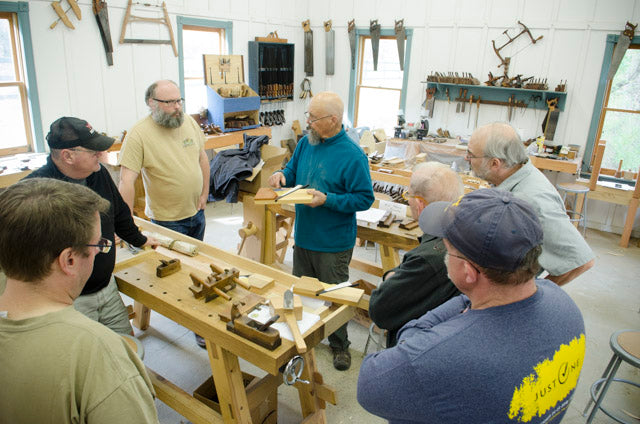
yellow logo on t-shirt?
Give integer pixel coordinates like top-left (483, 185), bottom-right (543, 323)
top-left (183, 138), bottom-right (194, 147)
top-left (508, 334), bottom-right (586, 422)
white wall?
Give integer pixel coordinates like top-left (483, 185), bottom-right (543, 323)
top-left (22, 0), bottom-right (640, 236)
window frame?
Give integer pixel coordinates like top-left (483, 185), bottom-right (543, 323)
top-left (347, 26), bottom-right (412, 128)
top-left (584, 34), bottom-right (640, 178)
top-left (177, 17), bottom-right (232, 112)
top-left (0, 1), bottom-right (43, 156)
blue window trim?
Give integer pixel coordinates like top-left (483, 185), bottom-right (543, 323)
top-left (583, 34), bottom-right (640, 173)
top-left (176, 17), bottom-right (232, 102)
top-left (0, 1), bottom-right (43, 152)
top-left (347, 27), bottom-right (412, 127)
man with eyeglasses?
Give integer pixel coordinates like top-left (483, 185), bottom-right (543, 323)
top-left (24, 117), bottom-right (157, 336)
top-left (369, 162), bottom-right (463, 347)
top-left (119, 79), bottom-right (209, 347)
top-left (358, 189), bottom-right (585, 424)
top-left (119, 79), bottom-right (209, 241)
top-left (268, 91), bottom-right (374, 370)
top-left (465, 122), bottom-right (594, 285)
top-left (0, 178), bottom-right (159, 424)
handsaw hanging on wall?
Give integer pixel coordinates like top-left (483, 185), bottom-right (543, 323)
top-left (93, 0), bottom-right (114, 66)
top-left (302, 20), bottom-right (313, 76)
top-left (607, 21), bottom-right (637, 81)
top-left (370, 19), bottom-right (381, 71)
top-left (394, 19), bottom-right (406, 71)
top-left (324, 20), bottom-right (335, 76)
top-left (348, 19), bottom-right (356, 70)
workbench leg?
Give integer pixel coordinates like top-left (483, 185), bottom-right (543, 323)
top-left (295, 350), bottom-right (327, 422)
top-left (263, 206), bottom-right (277, 266)
top-left (379, 244), bottom-right (400, 273)
top-left (132, 301), bottom-right (150, 330)
top-left (620, 197), bottom-right (639, 248)
top-left (205, 339), bottom-right (253, 423)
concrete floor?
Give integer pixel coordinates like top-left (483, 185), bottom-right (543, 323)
top-left (126, 201), bottom-right (640, 424)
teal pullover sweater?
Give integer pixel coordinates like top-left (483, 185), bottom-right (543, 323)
top-left (280, 127), bottom-right (374, 252)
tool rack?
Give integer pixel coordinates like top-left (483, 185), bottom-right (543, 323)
top-left (426, 82), bottom-right (568, 111)
top-left (248, 41), bottom-right (295, 102)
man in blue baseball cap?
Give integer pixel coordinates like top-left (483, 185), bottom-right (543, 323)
top-left (358, 188), bottom-right (586, 424)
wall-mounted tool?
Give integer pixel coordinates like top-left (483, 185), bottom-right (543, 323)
top-left (119, 0), bottom-right (178, 57)
top-left (50, 0), bottom-right (81, 29)
top-left (542, 98), bottom-right (559, 141)
top-left (395, 19), bottom-right (406, 71)
top-left (156, 258), bottom-right (181, 278)
top-left (348, 19), bottom-right (356, 70)
top-left (93, 0), bottom-right (114, 65)
top-left (370, 19), bottom-right (381, 71)
top-left (608, 21), bottom-right (638, 81)
top-left (302, 20), bottom-right (313, 76)
top-left (324, 20), bottom-right (335, 75)
top-left (299, 77), bottom-right (313, 99)
top-left (491, 21), bottom-right (543, 82)
top-left (425, 87), bottom-right (436, 118)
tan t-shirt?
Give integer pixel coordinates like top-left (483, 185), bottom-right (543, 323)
top-left (0, 306), bottom-right (159, 424)
top-left (120, 115), bottom-right (206, 221)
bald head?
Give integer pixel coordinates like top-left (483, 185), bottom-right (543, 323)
top-left (145, 80), bottom-right (179, 105)
top-left (311, 92), bottom-right (344, 120)
top-left (411, 162), bottom-right (464, 203)
top-left (307, 91), bottom-right (344, 139)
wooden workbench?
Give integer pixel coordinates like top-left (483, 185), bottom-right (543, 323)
top-left (116, 217), bottom-right (356, 423)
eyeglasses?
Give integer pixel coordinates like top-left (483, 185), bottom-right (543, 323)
top-left (304, 111), bottom-right (332, 124)
top-left (434, 240), bottom-right (480, 274)
top-left (69, 148), bottom-right (101, 156)
top-left (153, 97), bottom-right (184, 106)
top-left (464, 149), bottom-right (488, 160)
top-left (402, 190), bottom-right (427, 203)
top-left (85, 237), bottom-right (112, 254)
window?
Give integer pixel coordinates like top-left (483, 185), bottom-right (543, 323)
top-left (0, 11), bottom-right (32, 156)
top-left (177, 18), bottom-right (232, 115)
top-left (348, 28), bottom-right (411, 138)
top-left (593, 46), bottom-right (640, 177)
top-left (585, 35), bottom-right (640, 179)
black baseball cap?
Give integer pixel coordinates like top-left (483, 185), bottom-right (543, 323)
top-left (46, 117), bottom-right (115, 151)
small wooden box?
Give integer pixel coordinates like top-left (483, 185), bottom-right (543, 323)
top-left (204, 54), bottom-right (260, 132)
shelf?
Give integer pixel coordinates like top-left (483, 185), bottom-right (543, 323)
top-left (426, 82), bottom-right (567, 111)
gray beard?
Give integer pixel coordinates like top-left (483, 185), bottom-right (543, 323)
top-left (307, 128), bottom-right (324, 145)
top-left (152, 108), bottom-right (184, 128)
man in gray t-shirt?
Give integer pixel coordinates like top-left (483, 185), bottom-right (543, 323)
top-left (357, 189), bottom-right (586, 424)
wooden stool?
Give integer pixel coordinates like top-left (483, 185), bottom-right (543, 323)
top-left (556, 182), bottom-right (590, 236)
top-left (583, 329), bottom-right (640, 423)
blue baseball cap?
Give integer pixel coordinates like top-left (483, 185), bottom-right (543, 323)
top-left (419, 188), bottom-right (543, 271)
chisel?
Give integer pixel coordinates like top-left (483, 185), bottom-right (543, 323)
top-left (275, 184), bottom-right (309, 201)
top-left (315, 282), bottom-right (359, 296)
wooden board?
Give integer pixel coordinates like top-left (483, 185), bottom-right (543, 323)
top-left (254, 188), bottom-right (314, 205)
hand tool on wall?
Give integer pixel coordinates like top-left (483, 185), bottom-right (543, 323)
top-left (461, 89), bottom-right (467, 113)
top-left (284, 285), bottom-right (307, 353)
top-left (50, 0), bottom-right (81, 29)
top-left (474, 96), bottom-right (481, 129)
top-left (456, 88), bottom-right (463, 113)
top-left (542, 98), bottom-right (559, 141)
top-left (324, 20), bottom-right (335, 75)
top-left (445, 88), bottom-right (450, 103)
top-left (507, 94), bottom-right (513, 121)
top-left (491, 21), bottom-right (543, 81)
top-left (608, 21), bottom-right (637, 81)
top-left (302, 20), bottom-right (313, 76)
top-left (348, 19), bottom-right (356, 70)
top-left (120, 1), bottom-right (178, 57)
top-left (93, 0), bottom-right (114, 65)
top-left (467, 95), bottom-right (473, 127)
top-left (395, 19), bottom-right (406, 70)
top-left (425, 87), bottom-right (436, 118)
top-left (370, 19), bottom-right (381, 71)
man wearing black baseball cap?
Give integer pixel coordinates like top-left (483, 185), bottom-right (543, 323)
top-left (358, 189), bottom-right (586, 424)
top-left (25, 117), bottom-right (158, 335)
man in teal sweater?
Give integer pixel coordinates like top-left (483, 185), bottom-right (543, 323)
top-left (269, 91), bottom-right (374, 370)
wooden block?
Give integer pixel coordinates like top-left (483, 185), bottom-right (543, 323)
top-left (248, 274), bottom-right (275, 294)
top-left (284, 311), bottom-right (307, 353)
top-left (378, 212), bottom-right (395, 228)
top-left (399, 218), bottom-right (419, 230)
top-left (291, 276), bottom-right (325, 297)
top-left (255, 187), bottom-right (278, 201)
top-left (156, 258), bottom-right (181, 278)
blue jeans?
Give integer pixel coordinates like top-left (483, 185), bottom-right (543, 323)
top-left (152, 209), bottom-right (206, 241)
